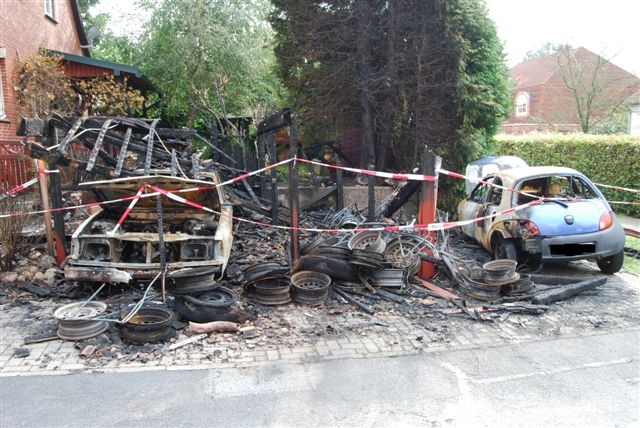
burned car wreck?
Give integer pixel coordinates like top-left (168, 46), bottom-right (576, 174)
top-left (458, 166), bottom-right (625, 273)
top-left (65, 174), bottom-right (233, 284)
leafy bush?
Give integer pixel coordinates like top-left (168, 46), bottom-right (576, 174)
top-left (493, 134), bottom-right (640, 216)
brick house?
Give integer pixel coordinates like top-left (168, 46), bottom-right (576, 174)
top-left (0, 0), bottom-right (152, 191)
top-left (502, 47), bottom-right (640, 134)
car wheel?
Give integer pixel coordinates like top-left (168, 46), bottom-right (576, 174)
top-left (596, 251), bottom-right (624, 274)
top-left (493, 238), bottom-right (518, 262)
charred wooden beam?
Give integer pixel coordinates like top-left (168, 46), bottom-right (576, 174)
top-left (115, 127), bottom-right (132, 177)
top-left (59, 117), bottom-right (83, 153)
top-left (532, 277), bottom-right (607, 305)
top-left (86, 119), bottom-right (112, 172)
top-left (376, 179), bottom-right (420, 218)
top-left (144, 119), bottom-right (160, 174)
top-left (17, 118), bottom-right (47, 137)
top-left (333, 287), bottom-right (375, 315)
top-left (256, 108), bottom-right (293, 135)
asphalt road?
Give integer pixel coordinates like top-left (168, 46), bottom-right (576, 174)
top-left (1, 329), bottom-right (638, 428)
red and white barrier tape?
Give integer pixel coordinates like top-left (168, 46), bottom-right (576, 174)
top-left (148, 184), bottom-right (543, 234)
top-left (1, 156), bottom-right (636, 230)
top-left (149, 157), bottom-right (294, 196)
top-left (594, 183), bottom-right (640, 194)
top-left (0, 167), bottom-right (59, 201)
top-left (437, 168), bottom-right (543, 201)
top-left (296, 157), bottom-right (437, 181)
top-left (607, 201), bottom-right (640, 206)
top-left (110, 186), bottom-right (145, 235)
top-left (0, 178), bottom-right (39, 201)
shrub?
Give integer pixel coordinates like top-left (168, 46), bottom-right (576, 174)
top-left (492, 133), bottom-right (640, 216)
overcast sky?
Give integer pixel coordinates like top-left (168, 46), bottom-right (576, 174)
top-left (485, 0), bottom-right (640, 76)
top-left (94, 0), bottom-right (640, 76)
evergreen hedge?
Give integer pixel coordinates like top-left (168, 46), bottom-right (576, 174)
top-left (493, 134), bottom-right (640, 216)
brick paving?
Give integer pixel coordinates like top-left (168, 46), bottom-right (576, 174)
top-left (1, 263), bottom-right (639, 377)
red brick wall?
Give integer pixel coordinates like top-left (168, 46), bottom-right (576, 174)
top-left (0, 0), bottom-right (84, 140)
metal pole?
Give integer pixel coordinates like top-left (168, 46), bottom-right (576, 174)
top-left (288, 115), bottom-right (300, 263)
top-left (418, 147), bottom-right (441, 279)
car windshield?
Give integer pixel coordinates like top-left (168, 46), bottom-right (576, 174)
top-left (516, 175), bottom-right (598, 205)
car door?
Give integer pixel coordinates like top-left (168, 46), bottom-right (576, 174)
top-left (458, 176), bottom-right (495, 244)
top-left (479, 176), bottom-right (505, 248)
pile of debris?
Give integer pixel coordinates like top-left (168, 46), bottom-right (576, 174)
top-left (0, 112), bottom-right (613, 360)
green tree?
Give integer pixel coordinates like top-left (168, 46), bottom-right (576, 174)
top-left (135, 0), bottom-right (284, 128)
top-left (271, 0), bottom-right (510, 173)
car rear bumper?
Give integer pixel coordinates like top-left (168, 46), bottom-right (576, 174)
top-left (524, 223), bottom-right (625, 261)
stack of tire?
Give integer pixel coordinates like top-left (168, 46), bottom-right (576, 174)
top-left (170, 266), bottom-right (239, 322)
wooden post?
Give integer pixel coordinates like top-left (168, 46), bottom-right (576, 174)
top-left (210, 126), bottom-right (219, 163)
top-left (336, 159), bottom-right (344, 211)
top-left (288, 115), bottom-right (300, 263)
top-left (49, 164), bottom-right (67, 265)
top-left (36, 160), bottom-right (55, 257)
top-left (418, 147), bottom-right (441, 279)
top-left (367, 163), bottom-right (375, 222)
top-left (258, 134), bottom-right (267, 198)
top-left (268, 132), bottom-right (279, 225)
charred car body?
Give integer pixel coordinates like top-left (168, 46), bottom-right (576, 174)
top-left (458, 166), bottom-right (625, 273)
top-left (65, 174), bottom-right (233, 284)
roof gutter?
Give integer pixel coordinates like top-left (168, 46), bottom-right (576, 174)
top-left (71, 0), bottom-right (91, 57)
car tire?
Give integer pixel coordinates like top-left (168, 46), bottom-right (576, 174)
top-left (494, 238), bottom-right (518, 262)
top-left (596, 251), bottom-right (624, 274)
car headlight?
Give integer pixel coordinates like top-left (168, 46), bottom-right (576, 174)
top-left (599, 211), bottom-right (613, 230)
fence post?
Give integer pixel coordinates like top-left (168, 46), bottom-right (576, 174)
top-left (418, 147), bottom-right (441, 279)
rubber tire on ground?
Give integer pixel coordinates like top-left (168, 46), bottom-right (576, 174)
top-left (493, 238), bottom-right (518, 262)
top-left (596, 251), bottom-right (624, 274)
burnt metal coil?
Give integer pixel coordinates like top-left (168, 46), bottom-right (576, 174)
top-left (501, 274), bottom-right (535, 296)
top-left (318, 245), bottom-right (352, 259)
top-left (290, 271), bottom-right (331, 305)
top-left (350, 248), bottom-right (385, 270)
top-left (54, 302), bottom-right (108, 341)
top-left (482, 259), bottom-right (518, 284)
top-left (120, 305), bottom-right (176, 345)
top-left (332, 281), bottom-right (365, 292)
top-left (247, 277), bottom-right (291, 306)
top-left (384, 239), bottom-right (421, 276)
top-left (243, 263), bottom-right (288, 284)
top-left (348, 231), bottom-right (386, 253)
top-left (301, 237), bottom-right (325, 255)
top-left (459, 278), bottom-right (502, 301)
top-left (370, 269), bottom-right (406, 288)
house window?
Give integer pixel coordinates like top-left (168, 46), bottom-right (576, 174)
top-left (515, 92), bottom-right (529, 117)
top-left (44, 0), bottom-right (55, 19)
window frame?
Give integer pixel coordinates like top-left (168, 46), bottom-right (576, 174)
top-left (515, 92), bottom-right (530, 117)
top-left (44, 0), bottom-right (55, 20)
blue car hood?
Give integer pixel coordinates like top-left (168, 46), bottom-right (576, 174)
top-left (524, 199), bottom-right (609, 236)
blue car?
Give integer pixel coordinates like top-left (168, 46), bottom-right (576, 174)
top-left (457, 166), bottom-right (626, 273)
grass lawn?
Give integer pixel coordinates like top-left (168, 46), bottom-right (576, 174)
top-left (623, 235), bottom-right (640, 275)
